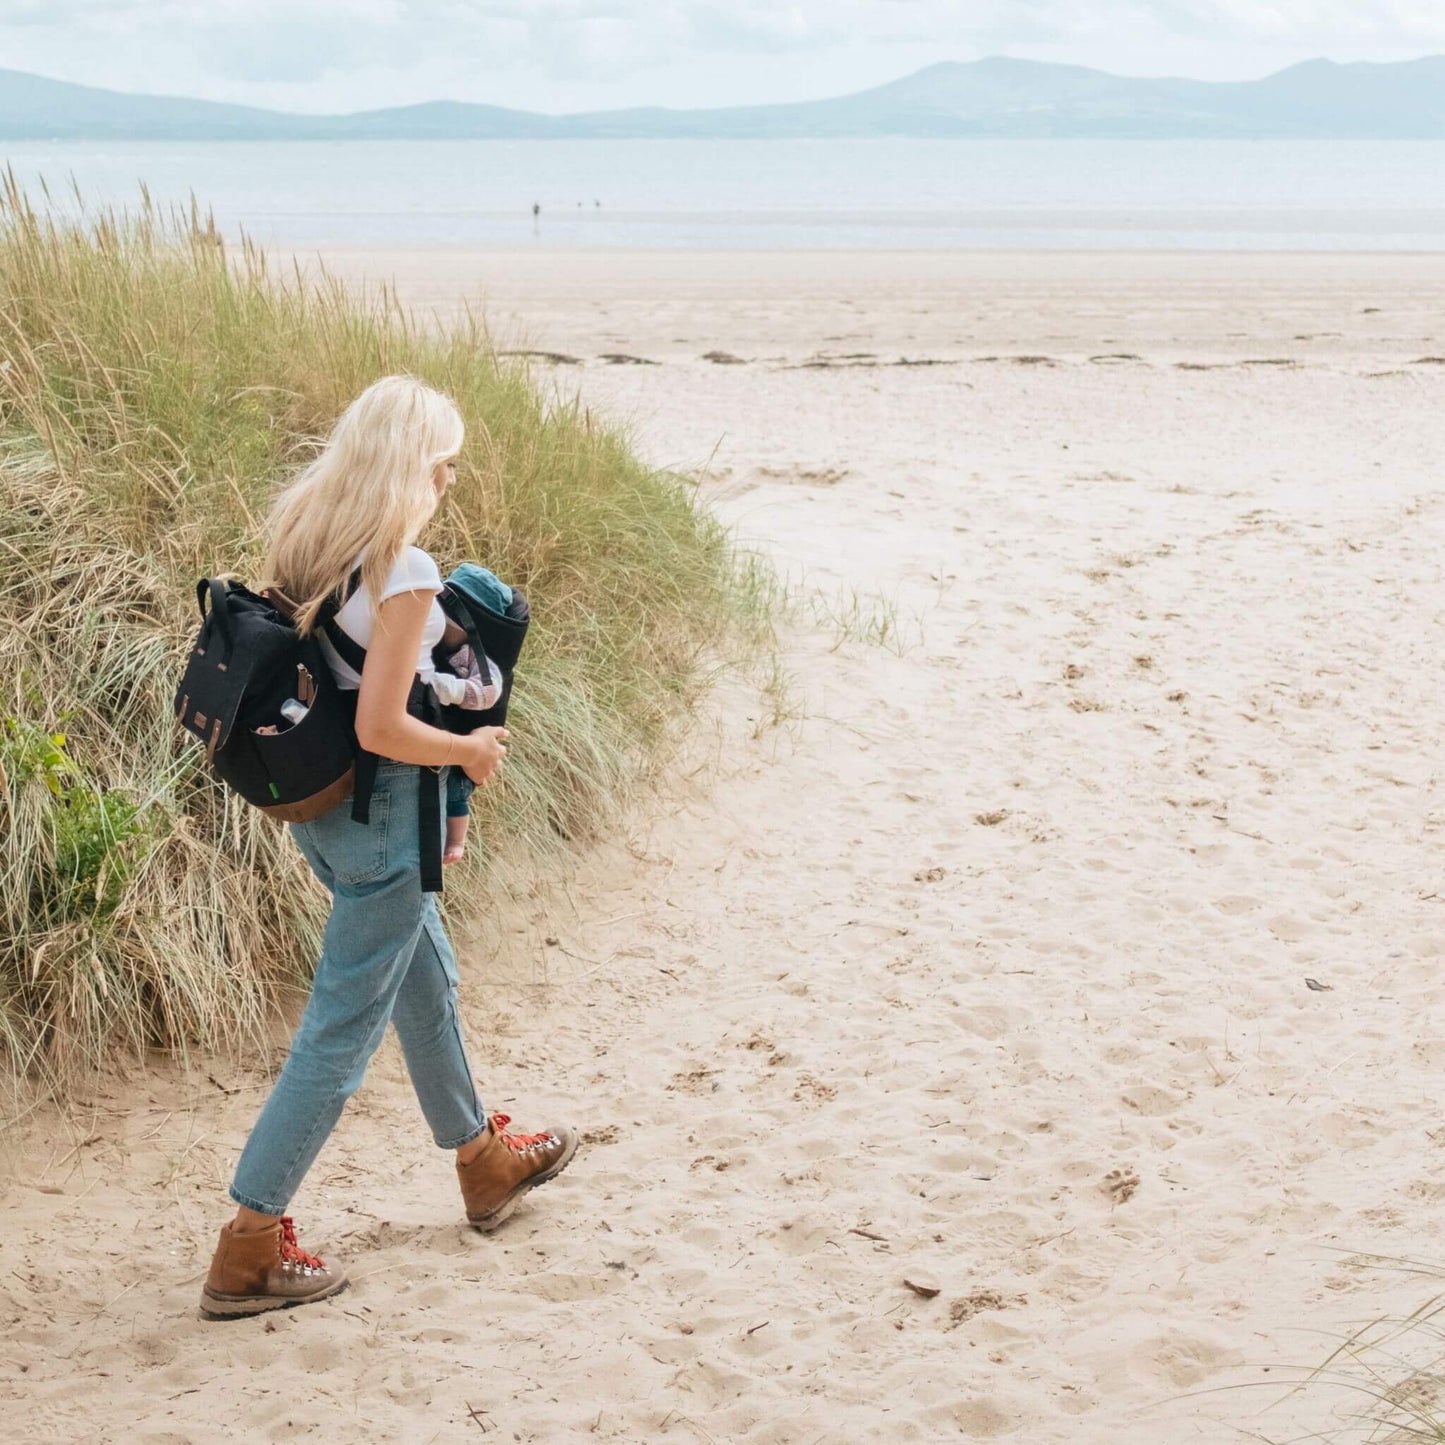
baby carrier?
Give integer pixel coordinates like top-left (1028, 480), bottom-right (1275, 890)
top-left (174, 566), bottom-right (529, 894)
top-left (429, 563), bottom-right (530, 735)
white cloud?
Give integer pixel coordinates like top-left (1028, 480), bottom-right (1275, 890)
top-left (1, 0), bottom-right (1442, 111)
top-left (1146, 0), bottom-right (1445, 40)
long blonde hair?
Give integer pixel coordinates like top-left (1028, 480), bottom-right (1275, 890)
top-left (263, 375), bottom-right (464, 634)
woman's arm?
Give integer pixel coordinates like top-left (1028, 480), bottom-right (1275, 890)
top-left (353, 589), bottom-right (506, 783)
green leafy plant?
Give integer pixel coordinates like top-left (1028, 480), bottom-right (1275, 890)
top-left (1, 717), bottom-right (75, 793)
top-left (1, 714), bottom-right (149, 926)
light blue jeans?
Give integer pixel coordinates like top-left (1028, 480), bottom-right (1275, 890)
top-left (230, 762), bottom-right (488, 1215)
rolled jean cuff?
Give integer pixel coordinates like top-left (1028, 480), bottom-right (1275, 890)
top-left (437, 1119), bottom-right (489, 1151)
top-left (228, 1183), bottom-right (285, 1216)
top-left (445, 766), bottom-right (474, 818)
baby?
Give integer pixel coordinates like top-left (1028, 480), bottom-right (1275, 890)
top-left (428, 622), bottom-right (504, 866)
top-left (425, 561), bottom-right (528, 867)
top-left (429, 628), bottom-right (503, 713)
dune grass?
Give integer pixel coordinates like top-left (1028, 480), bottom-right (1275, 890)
top-left (1178, 1253), bottom-right (1445, 1442)
top-left (0, 178), bottom-right (766, 1104)
top-left (1292, 1261), bottom-right (1445, 1444)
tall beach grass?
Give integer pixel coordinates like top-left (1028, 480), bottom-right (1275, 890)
top-left (0, 178), bottom-right (764, 1104)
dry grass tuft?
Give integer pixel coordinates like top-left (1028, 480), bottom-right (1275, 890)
top-left (0, 177), bottom-right (767, 1103)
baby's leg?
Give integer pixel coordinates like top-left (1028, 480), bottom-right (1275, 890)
top-left (444, 765), bottom-right (473, 865)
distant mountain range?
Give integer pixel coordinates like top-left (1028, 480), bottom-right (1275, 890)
top-left (4, 56), bottom-right (1445, 141)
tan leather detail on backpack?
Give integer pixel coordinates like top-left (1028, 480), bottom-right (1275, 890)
top-left (264, 586), bottom-right (302, 622)
top-left (259, 765), bottom-right (356, 824)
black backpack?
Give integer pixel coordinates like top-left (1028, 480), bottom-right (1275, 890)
top-left (174, 577), bottom-right (358, 822)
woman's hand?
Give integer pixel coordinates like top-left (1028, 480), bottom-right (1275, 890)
top-left (461, 726), bottom-right (508, 786)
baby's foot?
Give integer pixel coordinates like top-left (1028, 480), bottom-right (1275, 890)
top-left (444, 816), bottom-right (469, 865)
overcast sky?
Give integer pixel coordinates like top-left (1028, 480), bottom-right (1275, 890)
top-left (3, 1), bottom-right (1444, 115)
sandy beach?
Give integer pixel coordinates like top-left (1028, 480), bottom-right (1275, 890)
top-left (6, 248), bottom-right (1445, 1443)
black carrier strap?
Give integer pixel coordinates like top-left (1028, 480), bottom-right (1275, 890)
top-left (320, 568), bottom-right (445, 895)
top-left (414, 688), bottom-right (444, 895)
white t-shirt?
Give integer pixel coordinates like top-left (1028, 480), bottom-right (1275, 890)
top-left (318, 545), bottom-right (447, 691)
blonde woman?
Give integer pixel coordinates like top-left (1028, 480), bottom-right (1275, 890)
top-left (200, 376), bottom-right (577, 1320)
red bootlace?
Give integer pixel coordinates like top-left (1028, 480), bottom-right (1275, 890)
top-left (490, 1113), bottom-right (552, 1151)
top-left (278, 1215), bottom-right (324, 1270)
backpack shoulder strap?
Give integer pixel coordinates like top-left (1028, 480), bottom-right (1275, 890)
top-left (307, 566), bottom-right (373, 825)
top-left (323, 617), bottom-right (369, 677)
top-left (319, 567), bottom-right (368, 675)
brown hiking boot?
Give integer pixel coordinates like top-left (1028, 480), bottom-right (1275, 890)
top-left (457, 1113), bottom-right (578, 1231)
top-left (199, 1215), bottom-right (348, 1319)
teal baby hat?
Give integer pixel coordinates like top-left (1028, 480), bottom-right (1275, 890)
top-left (446, 562), bottom-right (514, 615)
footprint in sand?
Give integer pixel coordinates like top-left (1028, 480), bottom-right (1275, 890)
top-left (922, 1398), bottom-right (1014, 1437)
top-left (1139, 1328), bottom-right (1245, 1388)
top-left (1410, 1040), bottom-right (1445, 1069)
top-left (792, 1073), bottom-right (838, 1103)
top-left (948, 1289), bottom-right (1024, 1326)
top-left (1119, 1084), bottom-right (1186, 1117)
top-left (1101, 1167), bottom-right (1140, 1204)
top-left (1267, 914), bottom-right (1311, 941)
top-left (951, 1004), bottom-right (1022, 1041)
top-left (516, 1272), bottom-right (624, 1303)
top-left (1213, 895), bottom-right (1261, 915)
top-left (668, 1064), bottom-right (720, 1094)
